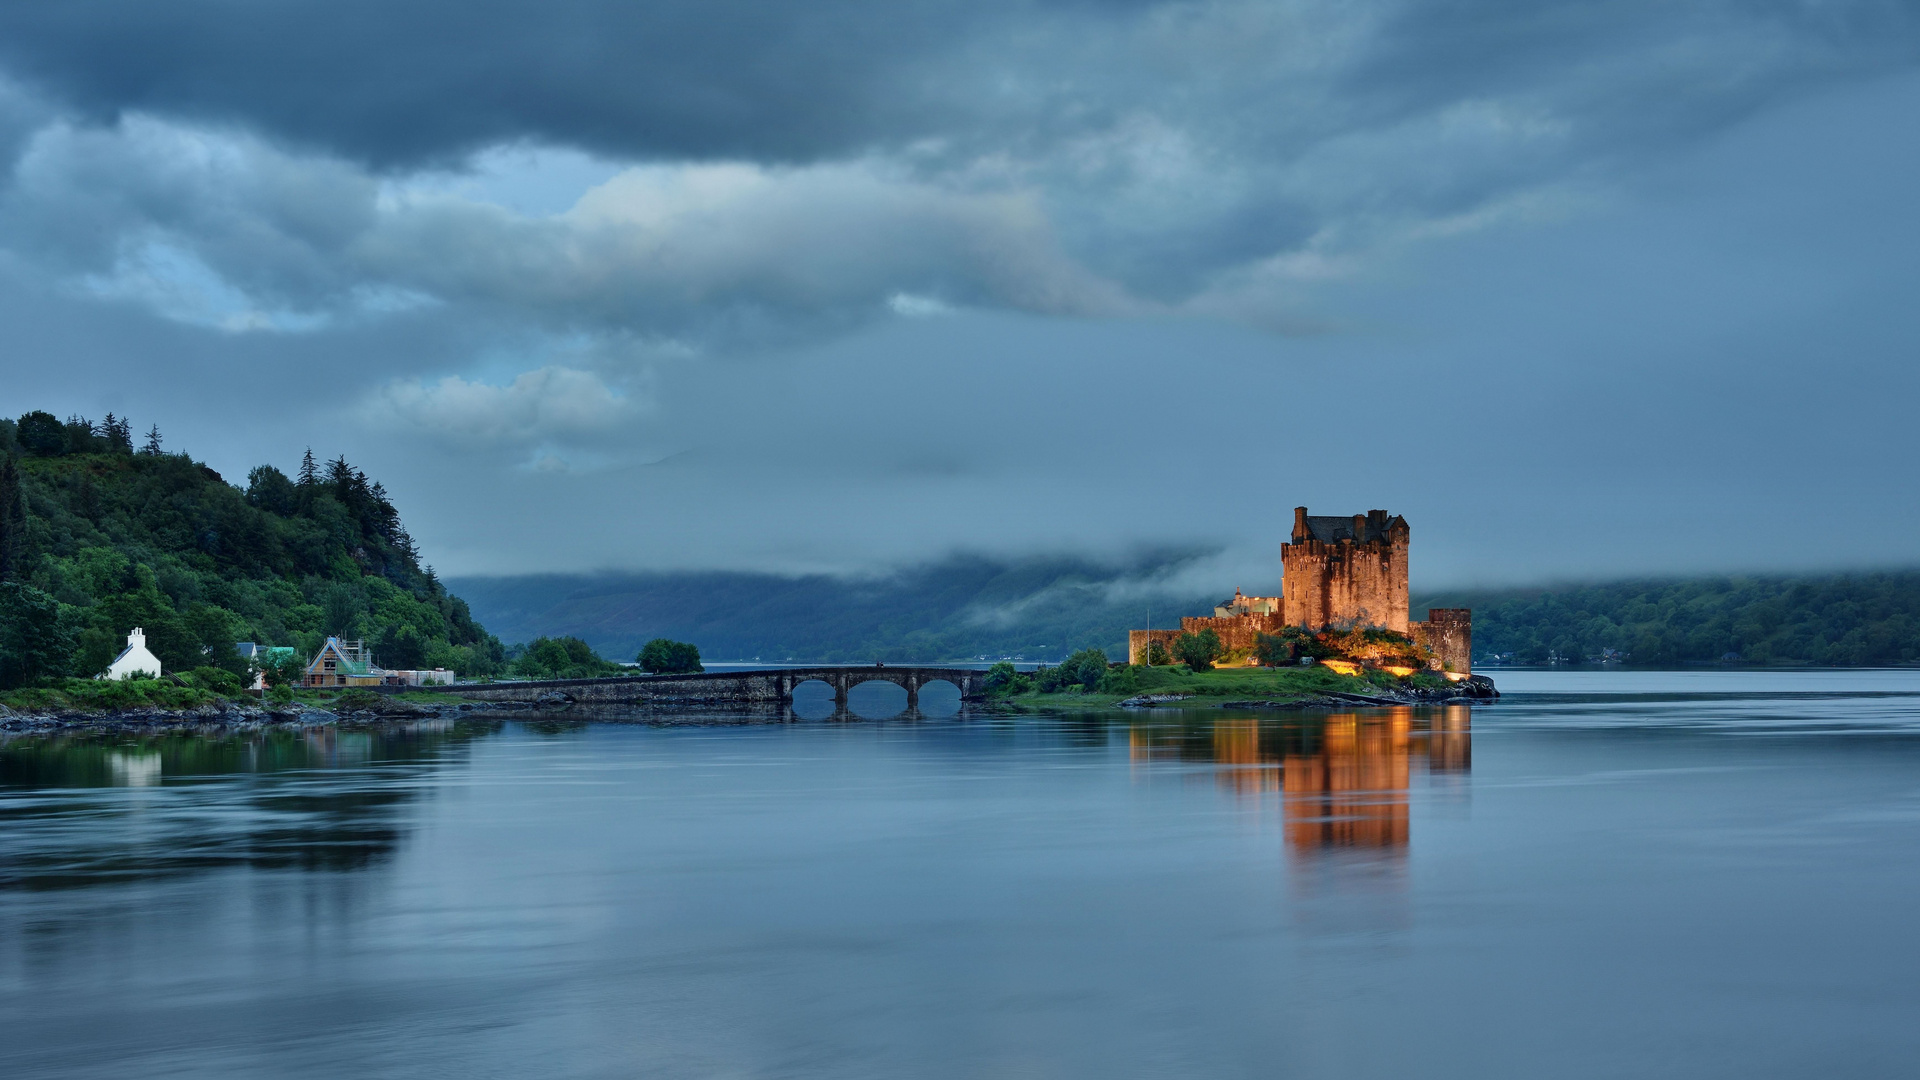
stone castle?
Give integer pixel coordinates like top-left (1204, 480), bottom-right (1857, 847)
top-left (1127, 506), bottom-right (1472, 673)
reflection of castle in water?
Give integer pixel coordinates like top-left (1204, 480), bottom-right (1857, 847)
top-left (1130, 706), bottom-right (1471, 850)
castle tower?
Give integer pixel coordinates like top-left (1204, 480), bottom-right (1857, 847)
top-left (1281, 506), bottom-right (1410, 633)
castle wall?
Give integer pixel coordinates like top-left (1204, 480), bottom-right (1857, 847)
top-left (1410, 608), bottom-right (1472, 673)
top-left (1129, 613), bottom-right (1285, 664)
top-left (1281, 533), bottom-right (1409, 632)
top-left (1178, 613), bottom-right (1284, 655)
top-left (1128, 629), bottom-right (1184, 665)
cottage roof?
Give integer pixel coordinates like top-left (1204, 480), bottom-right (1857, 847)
top-left (307, 639), bottom-right (375, 676)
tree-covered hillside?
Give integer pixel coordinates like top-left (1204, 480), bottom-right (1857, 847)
top-left (0, 410), bottom-right (503, 688)
top-left (1418, 573), bottom-right (1920, 666)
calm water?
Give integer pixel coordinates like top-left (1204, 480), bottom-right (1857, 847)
top-left (4, 671), bottom-right (1920, 1078)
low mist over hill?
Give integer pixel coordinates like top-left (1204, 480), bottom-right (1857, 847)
top-left (449, 555), bottom-right (1219, 664)
top-left (455, 561), bottom-right (1920, 667)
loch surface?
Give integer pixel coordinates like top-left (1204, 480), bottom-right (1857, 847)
top-left (4, 671), bottom-right (1920, 1079)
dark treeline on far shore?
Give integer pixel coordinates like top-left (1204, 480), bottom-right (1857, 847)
top-left (1420, 572), bottom-right (1920, 666)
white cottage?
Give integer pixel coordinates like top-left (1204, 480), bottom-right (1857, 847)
top-left (102, 627), bottom-right (164, 681)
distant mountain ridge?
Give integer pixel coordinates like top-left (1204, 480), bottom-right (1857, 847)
top-left (454, 562), bottom-right (1920, 667)
top-left (449, 555), bottom-right (1219, 664)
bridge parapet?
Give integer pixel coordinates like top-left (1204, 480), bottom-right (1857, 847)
top-left (433, 666), bottom-right (985, 709)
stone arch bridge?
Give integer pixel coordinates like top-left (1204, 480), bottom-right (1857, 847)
top-left (432, 666), bottom-right (988, 711)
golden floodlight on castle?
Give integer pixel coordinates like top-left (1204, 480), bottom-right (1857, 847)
top-left (1127, 507), bottom-right (1472, 674)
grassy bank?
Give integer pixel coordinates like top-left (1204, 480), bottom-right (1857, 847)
top-left (0, 677), bottom-right (235, 713)
top-left (998, 664), bottom-right (1452, 708)
top-left (0, 678), bottom-right (454, 715)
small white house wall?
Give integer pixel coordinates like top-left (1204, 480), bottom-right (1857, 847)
top-left (105, 647), bottom-right (163, 680)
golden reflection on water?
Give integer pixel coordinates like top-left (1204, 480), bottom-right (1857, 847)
top-left (1130, 706), bottom-right (1471, 851)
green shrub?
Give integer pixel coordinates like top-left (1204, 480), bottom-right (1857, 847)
top-left (333, 688), bottom-right (384, 713)
top-left (1255, 627), bottom-right (1328, 665)
top-left (984, 661), bottom-right (1033, 696)
top-left (1096, 665), bottom-right (1143, 695)
top-left (1143, 640), bottom-right (1171, 666)
top-left (1033, 648), bottom-right (1108, 692)
top-left (1172, 629), bottom-right (1223, 672)
top-left (184, 665), bottom-right (244, 695)
top-left (511, 636), bottom-right (624, 679)
top-left (266, 682), bottom-right (295, 706)
top-left (637, 638), bottom-right (703, 674)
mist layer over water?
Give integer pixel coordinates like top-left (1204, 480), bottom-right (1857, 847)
top-left (4, 672), bottom-right (1919, 1078)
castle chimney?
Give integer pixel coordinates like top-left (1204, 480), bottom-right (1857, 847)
top-left (1293, 506), bottom-right (1308, 543)
top-left (1352, 514), bottom-right (1367, 542)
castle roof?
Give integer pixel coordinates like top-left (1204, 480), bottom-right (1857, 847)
top-left (1296, 510), bottom-right (1408, 544)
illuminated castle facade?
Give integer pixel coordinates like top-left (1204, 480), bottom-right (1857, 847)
top-left (1127, 506), bottom-right (1471, 672)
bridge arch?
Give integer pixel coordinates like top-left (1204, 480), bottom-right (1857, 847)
top-left (785, 677), bottom-right (840, 719)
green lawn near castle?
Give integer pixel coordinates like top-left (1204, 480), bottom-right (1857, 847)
top-left (997, 663), bottom-right (1453, 708)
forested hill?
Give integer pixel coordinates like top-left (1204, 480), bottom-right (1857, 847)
top-left (0, 409), bottom-right (503, 687)
top-left (1417, 573), bottom-right (1920, 666)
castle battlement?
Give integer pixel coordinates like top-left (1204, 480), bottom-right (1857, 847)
top-left (1282, 506), bottom-right (1411, 634)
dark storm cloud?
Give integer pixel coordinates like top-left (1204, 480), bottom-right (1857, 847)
top-left (0, 2), bottom-right (1908, 170)
top-left (0, 0), bottom-right (1910, 333)
top-left (0, 0), bottom-right (1118, 167)
top-left (3, 1), bottom-right (1920, 582)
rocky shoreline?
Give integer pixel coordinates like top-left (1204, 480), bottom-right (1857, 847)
top-left (1, 675), bottom-right (1496, 733)
top-left (1116, 674), bottom-right (1499, 710)
top-left (0, 694), bottom-right (573, 735)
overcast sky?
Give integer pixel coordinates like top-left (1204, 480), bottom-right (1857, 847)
top-left (1, 1), bottom-right (1917, 588)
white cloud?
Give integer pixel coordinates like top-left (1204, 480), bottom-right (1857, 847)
top-left (80, 237), bottom-right (331, 332)
top-left (369, 366), bottom-right (631, 445)
top-left (0, 116), bottom-right (1131, 340)
top-left (888, 293), bottom-right (953, 317)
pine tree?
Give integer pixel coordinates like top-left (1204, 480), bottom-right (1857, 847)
top-left (141, 424), bottom-right (163, 455)
top-left (98, 413), bottom-right (133, 454)
top-left (297, 447), bottom-right (318, 486)
top-left (0, 452), bottom-right (24, 582)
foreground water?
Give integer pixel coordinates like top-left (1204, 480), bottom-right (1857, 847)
top-left (4, 672), bottom-right (1919, 1079)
